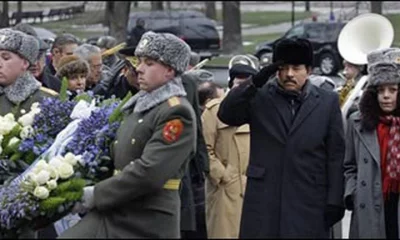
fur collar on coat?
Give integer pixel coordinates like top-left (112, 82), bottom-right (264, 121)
top-left (121, 76), bottom-right (187, 113)
top-left (0, 72), bottom-right (41, 105)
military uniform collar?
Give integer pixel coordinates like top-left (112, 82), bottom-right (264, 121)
top-left (121, 76), bottom-right (187, 113)
top-left (0, 72), bottom-right (41, 104)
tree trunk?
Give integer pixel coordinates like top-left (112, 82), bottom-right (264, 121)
top-left (16, 1), bottom-right (22, 24)
top-left (151, 1), bottom-right (163, 11)
top-left (222, 1), bottom-right (243, 54)
top-left (0, 1), bottom-right (9, 28)
top-left (108, 1), bottom-right (131, 44)
top-left (370, 1), bottom-right (382, 14)
top-left (205, 1), bottom-right (217, 20)
top-left (166, 1), bottom-right (171, 10)
top-left (305, 1), bottom-right (310, 12)
top-left (291, 1), bottom-right (295, 27)
top-left (104, 2), bottom-right (114, 28)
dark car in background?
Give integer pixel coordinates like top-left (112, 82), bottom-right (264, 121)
top-left (127, 10), bottom-right (221, 59)
top-left (254, 21), bottom-right (346, 76)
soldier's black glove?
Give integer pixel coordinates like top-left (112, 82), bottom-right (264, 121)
top-left (325, 204), bottom-right (345, 228)
top-left (252, 61), bottom-right (284, 88)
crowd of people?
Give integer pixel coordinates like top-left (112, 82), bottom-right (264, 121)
top-left (1, 16), bottom-right (400, 239)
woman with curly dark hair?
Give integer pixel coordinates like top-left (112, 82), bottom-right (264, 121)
top-left (344, 48), bottom-right (400, 239)
top-left (56, 55), bottom-right (90, 99)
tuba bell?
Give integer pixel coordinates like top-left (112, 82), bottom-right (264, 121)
top-left (228, 54), bottom-right (260, 71)
top-left (337, 13), bottom-right (394, 126)
top-left (226, 54), bottom-right (260, 88)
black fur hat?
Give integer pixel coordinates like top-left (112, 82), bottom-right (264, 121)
top-left (272, 37), bottom-right (313, 67)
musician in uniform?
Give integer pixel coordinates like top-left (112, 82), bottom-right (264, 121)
top-left (338, 60), bottom-right (367, 107)
top-left (58, 31), bottom-right (197, 238)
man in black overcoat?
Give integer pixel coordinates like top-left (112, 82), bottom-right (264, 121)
top-left (217, 38), bottom-right (346, 238)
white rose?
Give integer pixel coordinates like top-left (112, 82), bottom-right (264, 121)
top-left (33, 186), bottom-right (50, 199)
top-left (27, 172), bottom-right (39, 185)
top-left (8, 137), bottom-right (20, 147)
top-left (3, 113), bottom-right (15, 122)
top-left (36, 159), bottom-right (48, 169)
top-left (20, 109), bottom-right (26, 115)
top-left (57, 162), bottom-right (74, 179)
top-left (48, 156), bottom-right (64, 168)
top-left (63, 152), bottom-right (78, 166)
top-left (20, 125), bottom-right (35, 139)
top-left (46, 179), bottom-right (58, 190)
top-left (32, 160), bottom-right (48, 174)
top-left (0, 121), bottom-right (17, 135)
top-left (36, 170), bottom-right (51, 185)
top-left (46, 165), bottom-right (59, 180)
top-left (18, 113), bottom-right (35, 127)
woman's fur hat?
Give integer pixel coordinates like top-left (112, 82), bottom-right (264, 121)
top-left (367, 48), bottom-right (400, 86)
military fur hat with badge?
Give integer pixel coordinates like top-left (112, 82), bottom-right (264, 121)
top-left (12, 23), bottom-right (49, 57)
top-left (134, 31), bottom-right (191, 75)
top-left (0, 28), bottom-right (40, 66)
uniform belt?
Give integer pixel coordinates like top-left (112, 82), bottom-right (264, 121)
top-left (113, 170), bottom-right (180, 190)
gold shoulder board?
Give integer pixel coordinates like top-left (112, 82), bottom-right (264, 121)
top-left (168, 97), bottom-right (181, 107)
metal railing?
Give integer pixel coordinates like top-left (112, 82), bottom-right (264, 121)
top-left (8, 4), bottom-right (85, 26)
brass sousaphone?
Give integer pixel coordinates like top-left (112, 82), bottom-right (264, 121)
top-left (338, 13), bottom-right (394, 126)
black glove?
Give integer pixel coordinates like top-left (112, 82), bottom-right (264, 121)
top-left (325, 204), bottom-right (345, 228)
top-left (252, 60), bottom-right (284, 88)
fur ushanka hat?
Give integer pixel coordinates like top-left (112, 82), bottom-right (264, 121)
top-left (134, 31), bottom-right (191, 74)
top-left (0, 28), bottom-right (39, 65)
top-left (272, 37), bottom-right (314, 67)
top-left (367, 48), bottom-right (400, 87)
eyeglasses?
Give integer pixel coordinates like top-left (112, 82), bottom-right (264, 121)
top-left (91, 64), bottom-right (103, 70)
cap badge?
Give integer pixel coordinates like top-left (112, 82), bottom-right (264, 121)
top-left (0, 35), bottom-right (7, 43)
top-left (138, 38), bottom-right (149, 50)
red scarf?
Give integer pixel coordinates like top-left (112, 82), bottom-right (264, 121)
top-left (377, 116), bottom-right (400, 199)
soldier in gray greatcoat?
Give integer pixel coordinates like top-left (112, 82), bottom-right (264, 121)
top-left (58, 31), bottom-right (197, 238)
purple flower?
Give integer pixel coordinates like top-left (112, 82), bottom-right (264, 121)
top-left (63, 102), bottom-right (121, 182)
